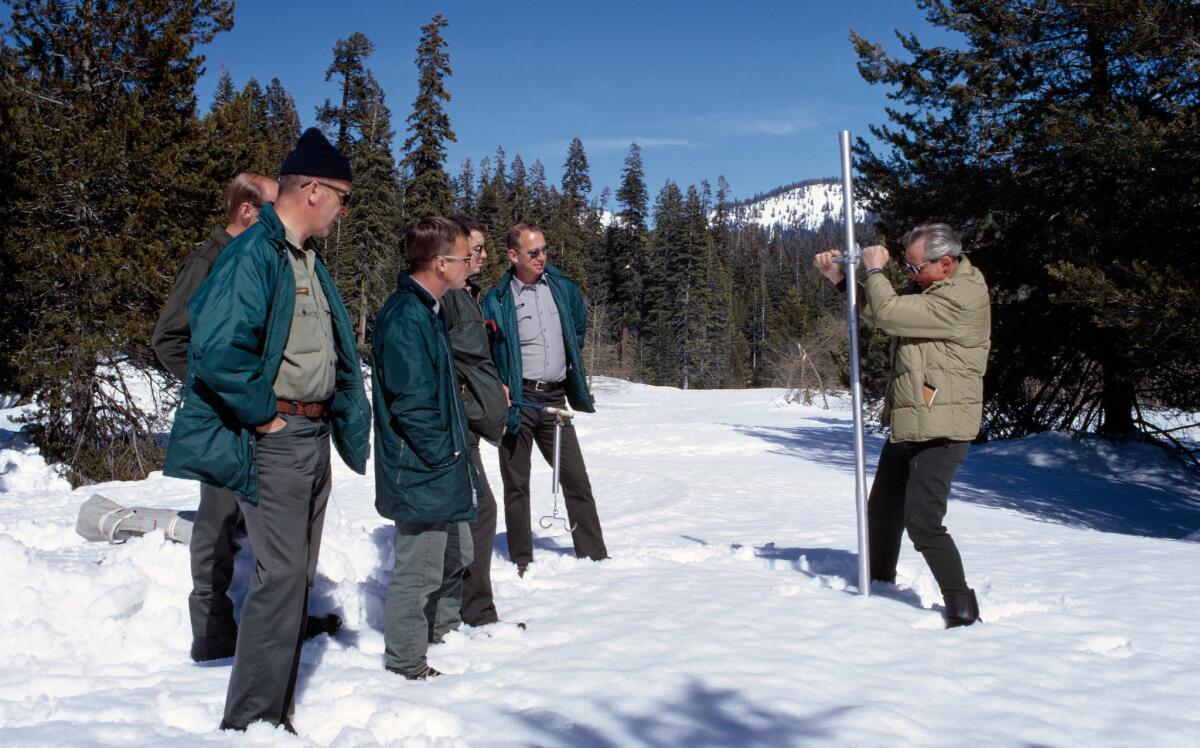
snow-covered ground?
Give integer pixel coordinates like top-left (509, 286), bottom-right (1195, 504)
top-left (1, 381), bottom-right (1198, 746)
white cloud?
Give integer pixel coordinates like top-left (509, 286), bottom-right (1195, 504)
top-left (584, 137), bottom-right (696, 152)
top-left (676, 109), bottom-right (820, 137)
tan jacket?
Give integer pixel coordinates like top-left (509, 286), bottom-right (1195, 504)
top-left (861, 256), bottom-right (991, 443)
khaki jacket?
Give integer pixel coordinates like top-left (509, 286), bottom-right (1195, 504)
top-left (861, 257), bottom-right (991, 443)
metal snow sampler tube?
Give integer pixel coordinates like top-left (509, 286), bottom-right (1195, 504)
top-left (834, 130), bottom-right (872, 596)
top-left (512, 399), bottom-right (578, 533)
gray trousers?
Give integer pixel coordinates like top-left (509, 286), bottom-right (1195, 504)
top-left (461, 433), bottom-right (499, 626)
top-left (188, 483), bottom-right (242, 643)
top-left (384, 521), bottom-right (473, 676)
top-left (868, 438), bottom-right (971, 595)
top-left (498, 389), bottom-right (607, 565)
top-left (223, 415), bottom-right (331, 728)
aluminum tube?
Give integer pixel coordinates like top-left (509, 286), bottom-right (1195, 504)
top-left (552, 420), bottom-right (562, 498)
top-left (839, 130), bottom-right (871, 597)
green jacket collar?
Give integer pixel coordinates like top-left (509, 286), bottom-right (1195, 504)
top-left (494, 263), bottom-right (565, 303)
top-left (397, 273), bottom-right (439, 312)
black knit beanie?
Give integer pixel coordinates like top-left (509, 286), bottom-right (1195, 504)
top-left (279, 127), bottom-right (352, 181)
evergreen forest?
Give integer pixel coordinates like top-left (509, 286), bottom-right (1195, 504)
top-left (1, 0), bottom-right (1196, 485)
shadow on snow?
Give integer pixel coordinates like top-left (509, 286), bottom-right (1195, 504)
top-left (733, 420), bottom-right (1200, 540)
top-left (509, 678), bottom-right (856, 747)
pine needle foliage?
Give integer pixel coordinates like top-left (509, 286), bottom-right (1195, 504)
top-left (851, 0), bottom-right (1200, 439)
top-left (0, 0), bottom-right (235, 485)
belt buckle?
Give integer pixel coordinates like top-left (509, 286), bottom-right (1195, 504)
top-left (534, 380), bottom-right (546, 392)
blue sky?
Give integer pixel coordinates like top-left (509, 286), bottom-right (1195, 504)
top-left (193, 1), bottom-right (956, 204)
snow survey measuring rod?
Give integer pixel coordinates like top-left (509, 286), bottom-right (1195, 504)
top-left (833, 130), bottom-right (871, 597)
top-left (511, 399), bottom-right (578, 533)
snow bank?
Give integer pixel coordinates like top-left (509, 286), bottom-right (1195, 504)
top-left (0, 382), bottom-right (1197, 745)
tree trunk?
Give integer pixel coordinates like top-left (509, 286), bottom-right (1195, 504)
top-left (1098, 355), bottom-right (1136, 435)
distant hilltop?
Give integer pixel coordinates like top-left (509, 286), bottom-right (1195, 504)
top-left (722, 178), bottom-right (872, 232)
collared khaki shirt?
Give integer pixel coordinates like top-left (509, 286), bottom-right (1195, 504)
top-left (273, 225), bottom-right (337, 403)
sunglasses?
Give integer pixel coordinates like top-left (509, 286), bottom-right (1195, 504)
top-left (305, 180), bottom-right (352, 207)
top-left (525, 246), bottom-right (549, 260)
top-left (901, 259), bottom-right (934, 275)
top-left (437, 255), bottom-right (474, 263)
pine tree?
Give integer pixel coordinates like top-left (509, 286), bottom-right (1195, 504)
top-left (470, 147), bottom-right (513, 290)
top-left (455, 157), bottom-right (476, 213)
top-left (548, 138), bottom-right (601, 295)
top-left (852, 0), bottom-right (1200, 438)
top-left (711, 177), bottom-right (752, 386)
top-left (643, 181), bottom-right (686, 385)
top-left (562, 138), bottom-right (592, 216)
top-left (508, 153), bottom-right (530, 223)
top-left (684, 184), bottom-right (734, 389)
top-left (607, 143), bottom-right (650, 375)
top-left (402, 13), bottom-right (456, 219)
top-left (212, 65), bottom-right (235, 111)
top-left (263, 77), bottom-right (300, 171)
top-left (316, 32), bottom-right (402, 351)
top-left (202, 77), bottom-right (275, 213)
top-left (0, 0), bottom-right (235, 484)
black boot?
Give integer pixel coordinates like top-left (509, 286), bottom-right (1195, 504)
top-left (191, 634), bottom-right (237, 662)
top-left (304, 613), bottom-right (342, 640)
top-left (943, 589), bottom-right (981, 628)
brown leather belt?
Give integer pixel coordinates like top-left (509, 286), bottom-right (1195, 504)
top-left (276, 399), bottom-right (331, 420)
top-left (522, 379), bottom-right (565, 393)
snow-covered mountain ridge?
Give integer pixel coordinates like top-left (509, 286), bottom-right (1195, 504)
top-left (724, 178), bottom-right (870, 232)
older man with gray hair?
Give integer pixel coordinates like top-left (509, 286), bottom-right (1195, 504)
top-left (815, 222), bottom-right (990, 627)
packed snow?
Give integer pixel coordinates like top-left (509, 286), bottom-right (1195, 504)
top-left (1, 380), bottom-right (1198, 746)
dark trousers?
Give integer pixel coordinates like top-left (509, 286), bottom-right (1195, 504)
top-left (461, 433), bottom-right (500, 625)
top-left (224, 415), bottom-right (331, 728)
top-left (498, 389), bottom-right (607, 565)
top-left (868, 438), bottom-right (970, 595)
top-left (188, 483), bottom-right (242, 643)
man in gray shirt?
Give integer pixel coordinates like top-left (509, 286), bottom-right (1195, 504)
top-left (481, 224), bottom-right (607, 576)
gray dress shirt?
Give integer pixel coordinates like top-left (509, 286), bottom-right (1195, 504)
top-left (511, 274), bottom-right (567, 383)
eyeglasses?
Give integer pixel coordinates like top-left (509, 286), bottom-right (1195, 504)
top-left (525, 246), bottom-right (549, 260)
top-left (901, 259), bottom-right (934, 276)
top-left (437, 255), bottom-right (474, 263)
top-left (304, 180), bottom-right (352, 207)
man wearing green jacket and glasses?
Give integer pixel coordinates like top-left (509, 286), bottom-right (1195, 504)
top-left (481, 223), bottom-right (608, 577)
top-left (815, 222), bottom-right (990, 628)
top-left (164, 128), bottom-right (371, 731)
top-left (373, 216), bottom-right (478, 680)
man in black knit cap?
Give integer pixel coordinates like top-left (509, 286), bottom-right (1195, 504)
top-left (164, 128), bottom-right (371, 733)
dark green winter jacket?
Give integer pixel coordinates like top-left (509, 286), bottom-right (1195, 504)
top-left (480, 264), bottom-right (595, 435)
top-left (372, 274), bottom-right (478, 524)
top-left (152, 226), bottom-right (232, 381)
top-left (162, 203), bottom-right (371, 503)
top-left (442, 284), bottom-right (507, 442)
